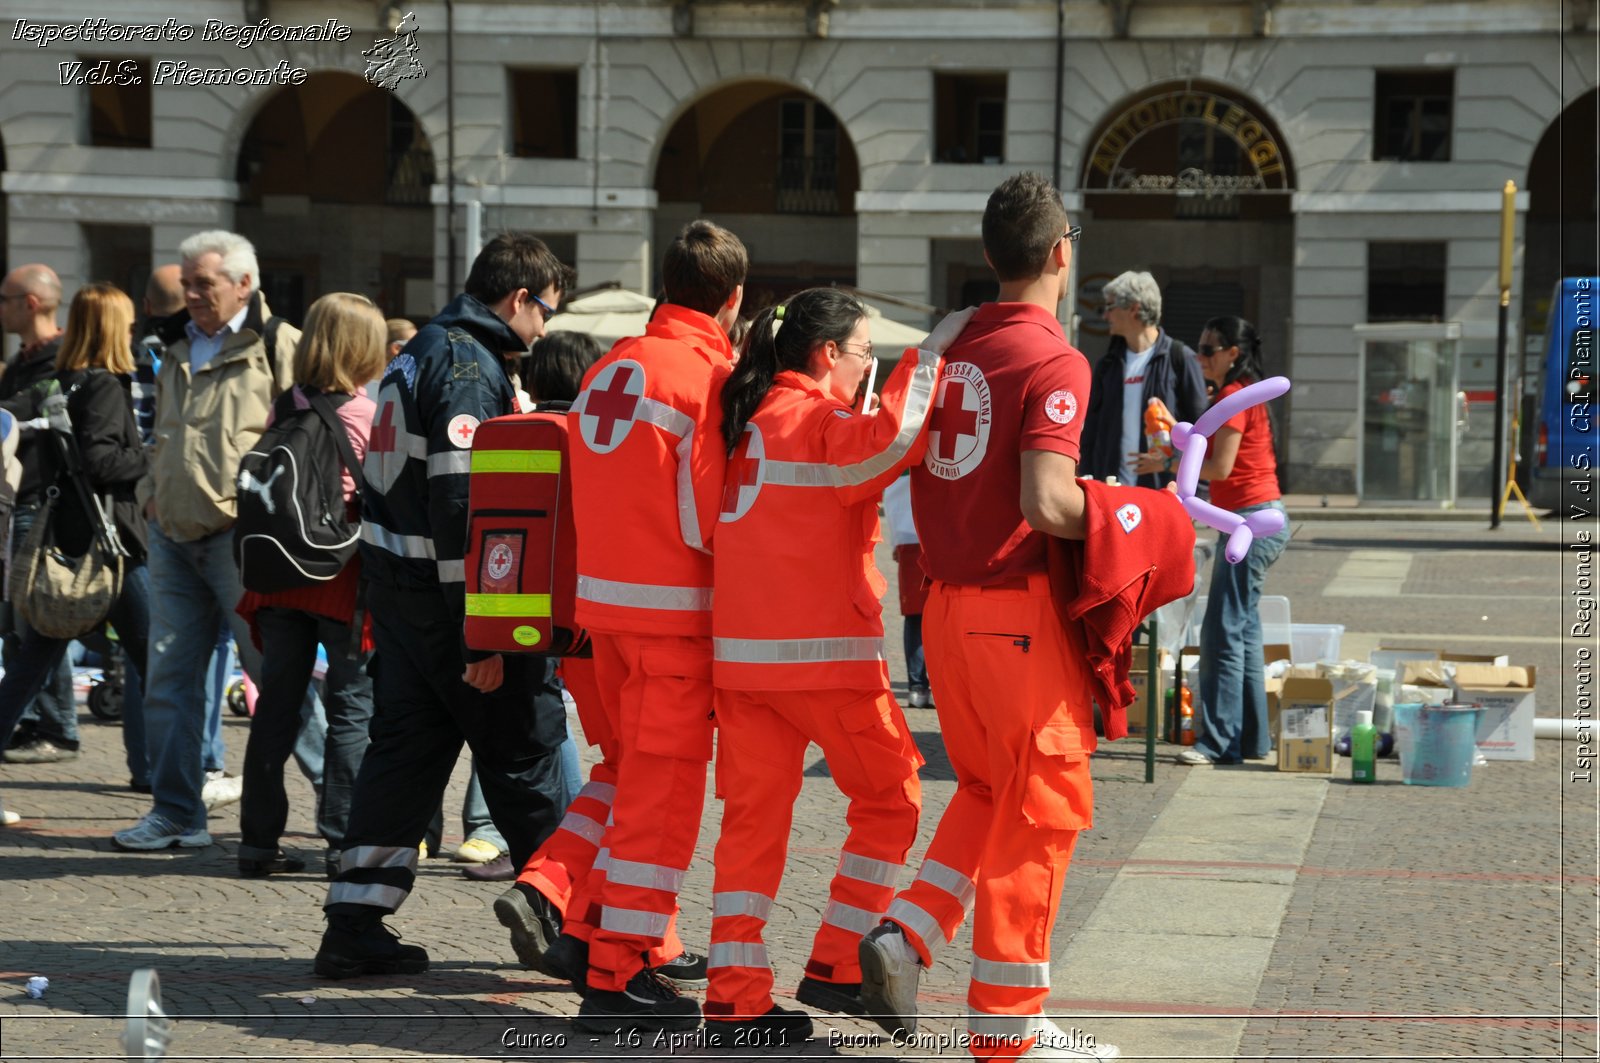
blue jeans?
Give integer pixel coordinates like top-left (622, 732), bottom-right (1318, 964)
top-left (0, 562), bottom-right (150, 757)
top-left (462, 725), bottom-right (582, 850)
top-left (5, 506), bottom-right (79, 748)
top-left (142, 523), bottom-right (324, 831)
top-left (1196, 500), bottom-right (1290, 763)
top-left (903, 613), bottom-right (927, 690)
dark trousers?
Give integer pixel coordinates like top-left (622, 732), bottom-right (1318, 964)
top-left (238, 607), bottom-right (373, 860)
top-left (324, 582), bottom-right (566, 915)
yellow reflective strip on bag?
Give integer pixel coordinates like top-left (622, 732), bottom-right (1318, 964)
top-left (470, 449), bottom-right (561, 474)
top-left (464, 593), bottom-right (553, 617)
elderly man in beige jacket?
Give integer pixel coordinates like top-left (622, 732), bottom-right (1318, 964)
top-left (113, 230), bottom-right (308, 851)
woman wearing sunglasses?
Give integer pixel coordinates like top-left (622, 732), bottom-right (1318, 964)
top-left (1144, 315), bottom-right (1289, 766)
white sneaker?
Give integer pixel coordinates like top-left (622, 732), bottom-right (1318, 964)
top-left (859, 922), bottom-right (921, 1038)
top-left (202, 771), bottom-right (243, 810)
top-left (2, 809), bottom-right (20, 826)
top-left (1024, 1018), bottom-right (1120, 1060)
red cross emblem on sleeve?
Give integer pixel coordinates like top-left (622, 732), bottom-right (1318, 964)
top-left (1045, 389), bottom-right (1078, 425)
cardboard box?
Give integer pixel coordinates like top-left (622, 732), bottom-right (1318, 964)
top-left (1127, 646), bottom-right (1174, 736)
top-left (1370, 645), bottom-right (1442, 672)
top-left (1278, 676), bottom-right (1335, 773)
top-left (1452, 664), bottom-right (1537, 761)
top-left (1263, 644), bottom-right (1293, 738)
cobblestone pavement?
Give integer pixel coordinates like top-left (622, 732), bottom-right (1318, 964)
top-left (0, 523), bottom-right (1595, 1061)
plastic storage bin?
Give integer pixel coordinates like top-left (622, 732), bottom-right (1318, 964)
top-left (1291, 623), bottom-right (1345, 664)
top-left (1393, 702), bottom-right (1485, 787)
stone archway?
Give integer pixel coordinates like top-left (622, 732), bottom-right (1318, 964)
top-left (652, 80), bottom-right (861, 311)
top-left (1524, 88), bottom-right (1598, 329)
top-left (234, 72), bottom-right (435, 323)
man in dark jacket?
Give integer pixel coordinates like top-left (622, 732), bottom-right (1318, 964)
top-left (0, 264), bottom-right (80, 765)
top-left (1079, 270), bottom-right (1208, 488)
top-left (315, 232), bottom-right (571, 979)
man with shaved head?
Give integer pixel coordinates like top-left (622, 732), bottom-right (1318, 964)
top-left (0, 264), bottom-right (82, 765)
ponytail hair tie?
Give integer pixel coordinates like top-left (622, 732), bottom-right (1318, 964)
top-left (774, 305), bottom-right (785, 321)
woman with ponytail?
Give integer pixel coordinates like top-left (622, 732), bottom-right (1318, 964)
top-left (703, 288), bottom-right (972, 1043)
top-left (1152, 315), bottom-right (1290, 766)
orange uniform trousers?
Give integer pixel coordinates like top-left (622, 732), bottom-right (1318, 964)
top-left (582, 631), bottom-right (715, 992)
top-left (707, 686), bottom-right (922, 1019)
top-left (881, 574), bottom-right (1095, 1061)
top-left (517, 656), bottom-right (685, 967)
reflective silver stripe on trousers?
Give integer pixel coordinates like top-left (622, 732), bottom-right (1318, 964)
top-left (603, 857), bottom-right (686, 893)
top-left (577, 575), bottom-right (711, 612)
top-left (557, 811), bottom-right (605, 846)
top-left (967, 1010), bottom-right (1044, 1039)
top-left (578, 781), bottom-right (617, 805)
top-left (600, 905), bottom-right (672, 938)
top-left (436, 559), bottom-right (465, 583)
top-left (707, 941), bottom-right (770, 970)
top-left (838, 851), bottom-right (901, 887)
top-left (712, 891), bottom-right (773, 921)
top-left (917, 859), bottom-right (978, 911)
top-left (759, 348), bottom-right (941, 490)
top-left (714, 636), bottom-right (884, 665)
top-left (340, 845), bottom-right (418, 871)
top-left (327, 882), bottom-right (410, 910)
top-left (822, 899), bottom-right (878, 935)
top-left (360, 522), bottom-right (435, 560)
top-left (426, 450), bottom-right (472, 477)
top-left (970, 955), bottom-right (1051, 988)
top-left (885, 897), bottom-right (946, 953)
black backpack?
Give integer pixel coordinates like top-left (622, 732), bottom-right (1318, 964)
top-left (233, 389), bottom-right (367, 592)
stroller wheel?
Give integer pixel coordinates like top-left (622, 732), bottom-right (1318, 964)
top-left (88, 681), bottom-right (124, 721)
top-left (226, 678), bottom-right (250, 717)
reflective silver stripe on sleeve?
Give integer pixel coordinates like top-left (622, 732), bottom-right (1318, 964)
top-left (673, 418), bottom-right (706, 554)
top-left (600, 905), bottom-right (672, 938)
top-left (603, 858), bottom-right (686, 893)
top-left (970, 955), bottom-right (1051, 988)
top-left (885, 897), bottom-right (947, 953)
top-left (822, 900), bottom-right (878, 936)
top-left (556, 811), bottom-right (605, 846)
top-left (763, 459), bottom-right (844, 488)
top-left (340, 845), bottom-right (419, 871)
top-left (326, 882), bottom-right (410, 910)
top-left (712, 891), bottom-right (774, 921)
top-left (578, 781), bottom-right (617, 806)
top-left (577, 575), bottom-right (712, 612)
top-left (967, 1010), bottom-right (1044, 1039)
top-left (426, 450), bottom-right (473, 477)
top-left (592, 848), bottom-right (610, 872)
top-left (436, 559), bottom-right (465, 583)
top-left (707, 941), bottom-right (770, 970)
top-left (917, 859), bottom-right (977, 912)
top-left (838, 851), bottom-right (901, 887)
top-left (360, 522), bottom-right (436, 560)
top-left (714, 636), bottom-right (884, 665)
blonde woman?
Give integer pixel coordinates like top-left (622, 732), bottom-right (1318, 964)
top-left (234, 293), bottom-right (384, 878)
top-left (0, 283), bottom-right (150, 798)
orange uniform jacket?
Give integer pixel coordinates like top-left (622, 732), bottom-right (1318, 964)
top-left (568, 305), bottom-right (732, 637)
top-left (713, 347), bottom-right (941, 691)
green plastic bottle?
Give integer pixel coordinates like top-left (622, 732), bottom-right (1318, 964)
top-left (1351, 708), bottom-right (1377, 784)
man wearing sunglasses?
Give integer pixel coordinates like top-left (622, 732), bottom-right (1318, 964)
top-left (1078, 270), bottom-right (1207, 488)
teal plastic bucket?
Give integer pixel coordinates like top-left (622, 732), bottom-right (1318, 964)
top-left (1392, 703), bottom-right (1484, 788)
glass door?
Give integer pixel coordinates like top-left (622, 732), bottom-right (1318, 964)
top-left (1355, 323), bottom-right (1461, 504)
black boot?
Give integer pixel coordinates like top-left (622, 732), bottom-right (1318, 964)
top-left (574, 965), bottom-right (701, 1034)
top-left (313, 910), bottom-right (429, 979)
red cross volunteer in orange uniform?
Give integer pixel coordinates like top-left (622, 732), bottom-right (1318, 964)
top-left (856, 174), bottom-right (1120, 1061)
top-left (701, 289), bottom-right (972, 1045)
top-left (564, 220), bottom-right (747, 1036)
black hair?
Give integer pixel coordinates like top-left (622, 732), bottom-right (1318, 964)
top-left (464, 232), bottom-right (567, 307)
top-left (1203, 315), bottom-right (1264, 388)
top-left (720, 287), bottom-right (866, 453)
top-left (981, 172), bottom-right (1070, 282)
top-left (529, 331), bottom-right (603, 403)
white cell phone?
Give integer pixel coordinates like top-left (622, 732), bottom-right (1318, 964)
top-left (857, 356), bottom-right (879, 414)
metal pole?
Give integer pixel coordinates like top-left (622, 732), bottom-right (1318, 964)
top-left (1490, 180), bottom-right (1515, 530)
top-left (445, 0), bottom-right (456, 290)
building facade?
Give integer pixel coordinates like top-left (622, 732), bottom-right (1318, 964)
top-left (1, 0), bottom-right (1595, 498)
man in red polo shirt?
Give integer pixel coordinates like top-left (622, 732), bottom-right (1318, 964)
top-left (857, 173), bottom-right (1120, 1061)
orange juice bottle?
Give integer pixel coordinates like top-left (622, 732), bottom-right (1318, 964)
top-left (1144, 397), bottom-right (1176, 464)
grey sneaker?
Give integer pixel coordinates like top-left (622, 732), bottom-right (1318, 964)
top-left (3, 738), bottom-right (79, 764)
top-left (858, 922), bottom-right (920, 1038)
top-left (1173, 749), bottom-right (1214, 766)
top-left (1023, 1017), bottom-right (1120, 1060)
top-left (112, 813), bottom-right (211, 851)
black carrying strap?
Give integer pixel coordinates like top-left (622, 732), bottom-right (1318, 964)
top-left (305, 391), bottom-right (371, 500)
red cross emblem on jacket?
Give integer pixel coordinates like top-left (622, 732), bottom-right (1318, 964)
top-left (576, 359), bottom-right (646, 454)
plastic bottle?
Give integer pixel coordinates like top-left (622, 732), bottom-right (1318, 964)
top-left (1164, 687), bottom-right (1196, 745)
top-left (1143, 397), bottom-right (1176, 467)
top-left (1351, 708), bottom-right (1377, 783)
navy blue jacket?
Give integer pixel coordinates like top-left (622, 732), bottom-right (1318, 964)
top-left (1079, 329), bottom-right (1208, 488)
top-left (360, 294), bottom-right (523, 654)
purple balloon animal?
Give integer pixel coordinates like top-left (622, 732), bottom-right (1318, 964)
top-left (1170, 376), bottom-right (1291, 563)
